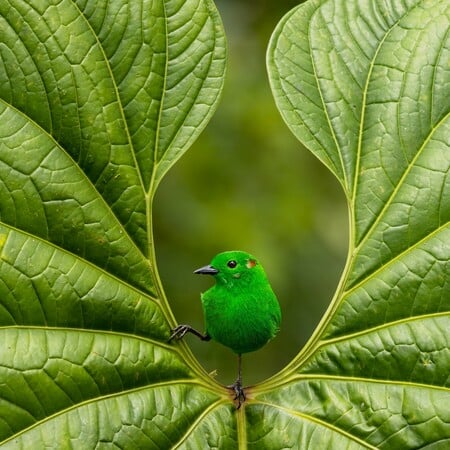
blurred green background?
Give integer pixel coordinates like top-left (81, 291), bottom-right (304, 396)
top-left (154, 0), bottom-right (348, 386)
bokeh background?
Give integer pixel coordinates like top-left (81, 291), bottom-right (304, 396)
top-left (154, 0), bottom-right (348, 385)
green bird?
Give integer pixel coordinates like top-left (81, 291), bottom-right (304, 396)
top-left (169, 250), bottom-right (281, 408)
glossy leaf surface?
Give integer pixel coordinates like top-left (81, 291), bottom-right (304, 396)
top-left (265, 0), bottom-right (450, 447)
top-left (0, 0), bottom-right (229, 447)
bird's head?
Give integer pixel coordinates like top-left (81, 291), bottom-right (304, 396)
top-left (194, 250), bottom-right (264, 285)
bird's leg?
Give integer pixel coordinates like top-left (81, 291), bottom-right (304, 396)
top-left (229, 354), bottom-right (246, 409)
top-left (168, 324), bottom-right (211, 342)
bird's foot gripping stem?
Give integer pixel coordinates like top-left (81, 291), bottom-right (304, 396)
top-left (228, 379), bottom-right (246, 409)
top-left (168, 325), bottom-right (210, 342)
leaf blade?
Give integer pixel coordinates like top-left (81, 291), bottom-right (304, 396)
top-left (266, 0), bottom-right (450, 447)
top-left (0, 0), bottom-right (227, 446)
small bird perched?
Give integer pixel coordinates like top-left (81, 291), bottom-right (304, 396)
top-left (169, 250), bottom-right (281, 408)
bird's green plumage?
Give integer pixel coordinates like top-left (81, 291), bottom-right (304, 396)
top-left (199, 251), bottom-right (281, 355)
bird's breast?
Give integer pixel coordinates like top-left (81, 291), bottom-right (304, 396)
top-left (202, 290), bottom-right (280, 354)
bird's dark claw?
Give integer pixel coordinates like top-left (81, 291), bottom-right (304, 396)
top-left (168, 325), bottom-right (210, 343)
top-left (228, 380), bottom-right (246, 409)
top-left (168, 324), bottom-right (190, 342)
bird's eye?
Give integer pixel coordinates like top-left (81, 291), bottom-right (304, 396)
top-left (227, 260), bottom-right (237, 268)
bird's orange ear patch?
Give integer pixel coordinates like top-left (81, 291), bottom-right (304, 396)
top-left (246, 259), bottom-right (257, 269)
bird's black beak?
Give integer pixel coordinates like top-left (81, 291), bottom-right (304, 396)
top-left (194, 264), bottom-right (219, 275)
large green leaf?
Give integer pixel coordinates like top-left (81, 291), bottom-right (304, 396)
top-left (264, 0), bottom-right (450, 448)
top-left (0, 0), bottom-right (229, 447)
top-left (0, 0), bottom-right (449, 449)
